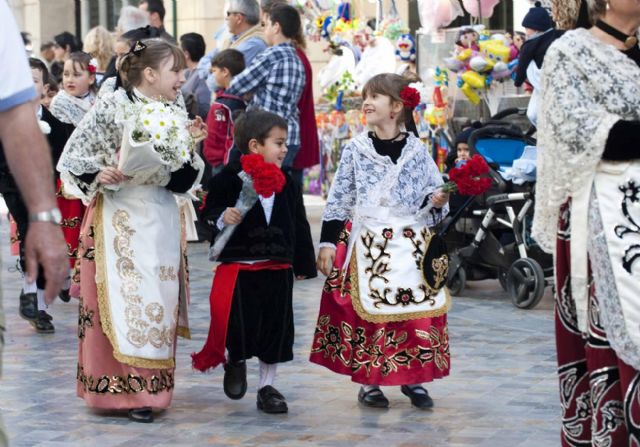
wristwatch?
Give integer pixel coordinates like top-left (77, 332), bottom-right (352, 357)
top-left (29, 207), bottom-right (62, 225)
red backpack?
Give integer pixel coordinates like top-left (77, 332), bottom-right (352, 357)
top-left (203, 93), bottom-right (243, 167)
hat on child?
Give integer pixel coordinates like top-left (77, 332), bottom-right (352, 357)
top-left (522, 2), bottom-right (554, 32)
top-left (454, 121), bottom-right (482, 148)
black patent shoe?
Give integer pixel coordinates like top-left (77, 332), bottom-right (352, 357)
top-left (59, 288), bottom-right (71, 303)
top-left (223, 361), bottom-right (247, 400)
top-left (31, 311), bottom-right (55, 334)
top-left (401, 385), bottom-right (434, 409)
top-left (257, 385), bottom-right (288, 414)
top-left (358, 386), bottom-right (389, 408)
top-left (128, 407), bottom-right (154, 423)
top-left (19, 290), bottom-right (38, 321)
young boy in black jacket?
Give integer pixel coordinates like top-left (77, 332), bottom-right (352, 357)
top-left (192, 110), bottom-right (317, 414)
top-left (0, 58), bottom-right (74, 333)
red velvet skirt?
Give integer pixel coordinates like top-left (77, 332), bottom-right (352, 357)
top-left (309, 222), bottom-right (450, 386)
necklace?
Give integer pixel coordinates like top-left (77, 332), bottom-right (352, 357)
top-left (595, 20), bottom-right (638, 49)
top-left (373, 131), bottom-right (403, 142)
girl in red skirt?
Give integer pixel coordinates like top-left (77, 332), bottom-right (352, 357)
top-left (310, 73), bottom-right (450, 409)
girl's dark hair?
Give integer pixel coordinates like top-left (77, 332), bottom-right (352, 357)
top-left (119, 38), bottom-right (186, 91)
top-left (29, 57), bottom-right (50, 84)
top-left (261, 0), bottom-right (306, 49)
top-left (234, 110), bottom-right (288, 154)
top-left (269, 4), bottom-right (302, 40)
top-left (66, 51), bottom-right (98, 93)
top-left (54, 31), bottom-right (82, 53)
top-left (211, 49), bottom-right (246, 77)
top-left (362, 73), bottom-right (418, 135)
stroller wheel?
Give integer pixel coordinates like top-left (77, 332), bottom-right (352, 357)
top-left (507, 258), bottom-right (545, 309)
top-left (447, 265), bottom-right (467, 296)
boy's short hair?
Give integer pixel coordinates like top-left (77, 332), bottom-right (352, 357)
top-left (40, 41), bottom-right (55, 52)
top-left (268, 4), bottom-right (301, 40)
top-left (29, 57), bottom-right (50, 85)
top-left (234, 110), bottom-right (287, 154)
top-left (211, 49), bottom-right (246, 77)
top-left (180, 32), bottom-right (206, 62)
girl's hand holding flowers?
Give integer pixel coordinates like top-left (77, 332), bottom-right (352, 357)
top-left (98, 167), bottom-right (127, 185)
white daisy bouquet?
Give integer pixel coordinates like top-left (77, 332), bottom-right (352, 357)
top-left (118, 100), bottom-right (194, 175)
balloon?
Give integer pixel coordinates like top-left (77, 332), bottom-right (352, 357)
top-left (353, 36), bottom-right (396, 87)
top-left (461, 0), bottom-right (500, 18)
top-left (461, 70), bottom-right (486, 89)
top-left (491, 61), bottom-right (511, 79)
top-left (461, 83), bottom-right (481, 105)
top-left (455, 48), bottom-right (473, 62)
top-left (479, 39), bottom-right (511, 63)
top-left (417, 0), bottom-right (464, 33)
top-left (469, 55), bottom-right (493, 72)
top-left (444, 57), bottom-right (465, 72)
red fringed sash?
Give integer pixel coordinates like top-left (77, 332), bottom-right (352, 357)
top-left (191, 260), bottom-right (291, 371)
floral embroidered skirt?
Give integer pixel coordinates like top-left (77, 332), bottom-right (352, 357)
top-left (76, 198), bottom-right (175, 410)
top-left (57, 179), bottom-right (85, 295)
top-left (554, 202), bottom-right (640, 446)
top-left (309, 223), bottom-right (450, 386)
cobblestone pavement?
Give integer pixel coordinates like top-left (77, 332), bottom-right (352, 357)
top-left (0, 197), bottom-right (560, 447)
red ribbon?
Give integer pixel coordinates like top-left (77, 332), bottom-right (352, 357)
top-left (191, 260), bottom-right (291, 372)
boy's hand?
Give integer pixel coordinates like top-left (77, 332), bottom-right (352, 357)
top-left (223, 207), bottom-right (242, 225)
top-left (317, 247), bottom-right (336, 276)
top-left (296, 275), bottom-right (307, 280)
top-left (189, 116), bottom-right (208, 144)
top-left (431, 191), bottom-right (449, 208)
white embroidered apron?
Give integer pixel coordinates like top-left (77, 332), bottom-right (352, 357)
top-left (349, 207), bottom-right (451, 323)
top-left (593, 160), bottom-right (640, 346)
top-left (95, 185), bottom-right (184, 368)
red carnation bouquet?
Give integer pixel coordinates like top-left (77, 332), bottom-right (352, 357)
top-left (209, 154), bottom-right (286, 260)
top-left (240, 154), bottom-right (286, 197)
top-left (442, 154), bottom-right (492, 195)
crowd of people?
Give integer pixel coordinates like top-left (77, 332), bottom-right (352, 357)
top-left (3, 0), bottom-right (640, 445)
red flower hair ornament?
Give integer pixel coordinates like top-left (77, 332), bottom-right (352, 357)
top-left (400, 86), bottom-right (421, 110)
top-left (240, 154), bottom-right (286, 198)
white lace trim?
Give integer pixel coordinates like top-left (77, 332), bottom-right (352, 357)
top-left (49, 90), bottom-right (95, 126)
top-left (322, 131), bottom-right (448, 227)
top-left (532, 28), bottom-right (640, 253)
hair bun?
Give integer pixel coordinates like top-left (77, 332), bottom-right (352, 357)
top-left (534, 1), bottom-right (542, 7)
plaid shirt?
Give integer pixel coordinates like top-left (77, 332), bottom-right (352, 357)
top-left (227, 42), bottom-right (305, 146)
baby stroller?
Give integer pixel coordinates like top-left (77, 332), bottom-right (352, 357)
top-left (440, 121), bottom-right (553, 309)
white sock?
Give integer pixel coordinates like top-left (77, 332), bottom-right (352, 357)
top-left (36, 289), bottom-right (47, 311)
top-left (363, 385), bottom-right (380, 393)
top-left (258, 360), bottom-right (277, 390)
top-left (63, 270), bottom-right (72, 290)
top-left (406, 383), bottom-right (427, 394)
top-left (23, 279), bottom-right (37, 294)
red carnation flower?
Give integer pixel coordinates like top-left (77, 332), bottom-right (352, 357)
top-left (441, 154), bottom-right (492, 196)
top-left (400, 86), bottom-right (421, 110)
top-left (240, 154), bottom-right (286, 198)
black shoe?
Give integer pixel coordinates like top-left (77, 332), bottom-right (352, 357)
top-left (30, 311), bottom-right (55, 334)
top-left (358, 386), bottom-right (389, 408)
top-left (401, 385), bottom-right (434, 409)
top-left (257, 385), bottom-right (288, 414)
top-left (19, 290), bottom-right (38, 321)
top-left (223, 361), bottom-right (247, 400)
top-left (128, 407), bottom-right (154, 423)
top-left (59, 288), bottom-right (71, 303)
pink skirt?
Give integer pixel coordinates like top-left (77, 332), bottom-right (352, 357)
top-left (76, 198), bottom-right (175, 410)
top-left (309, 222), bottom-right (450, 386)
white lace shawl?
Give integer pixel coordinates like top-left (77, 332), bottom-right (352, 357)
top-left (532, 28), bottom-right (640, 252)
top-left (57, 88), bottom-right (192, 204)
top-left (49, 90), bottom-right (95, 126)
top-left (323, 131), bottom-right (448, 227)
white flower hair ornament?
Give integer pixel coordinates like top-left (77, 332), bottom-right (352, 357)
top-left (408, 82), bottom-right (430, 106)
top-left (88, 58), bottom-right (98, 74)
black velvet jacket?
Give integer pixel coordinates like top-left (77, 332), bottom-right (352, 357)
top-left (0, 106), bottom-right (74, 194)
top-left (202, 162), bottom-right (317, 278)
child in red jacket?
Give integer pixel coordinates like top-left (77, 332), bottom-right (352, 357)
top-left (203, 49), bottom-right (246, 174)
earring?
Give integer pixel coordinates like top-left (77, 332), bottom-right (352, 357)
top-left (390, 112), bottom-right (395, 120)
